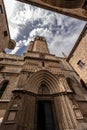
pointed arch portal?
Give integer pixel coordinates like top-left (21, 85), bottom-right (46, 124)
top-left (25, 70), bottom-right (59, 130)
top-left (26, 70), bottom-right (59, 94)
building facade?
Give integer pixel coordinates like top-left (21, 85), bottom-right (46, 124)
top-left (67, 24), bottom-right (87, 85)
top-left (0, 0), bottom-right (15, 51)
top-left (0, 36), bottom-right (87, 130)
top-left (0, 0), bottom-right (87, 130)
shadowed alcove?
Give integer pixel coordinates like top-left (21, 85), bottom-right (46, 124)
top-left (66, 77), bottom-right (76, 94)
top-left (38, 84), bottom-right (50, 95)
top-left (0, 80), bottom-right (9, 98)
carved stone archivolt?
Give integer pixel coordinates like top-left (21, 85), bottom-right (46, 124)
top-left (24, 70), bottom-right (60, 94)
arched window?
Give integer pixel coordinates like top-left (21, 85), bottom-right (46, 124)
top-left (38, 84), bottom-right (49, 94)
top-left (0, 80), bottom-right (9, 98)
top-left (80, 79), bottom-right (87, 91)
top-left (66, 78), bottom-right (76, 94)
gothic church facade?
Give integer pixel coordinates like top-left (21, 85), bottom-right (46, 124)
top-left (0, 0), bottom-right (87, 130)
top-left (0, 36), bottom-right (87, 130)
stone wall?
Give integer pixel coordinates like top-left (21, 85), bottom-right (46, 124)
top-left (17, 0), bottom-right (87, 20)
top-left (0, 0), bottom-right (9, 50)
top-left (0, 53), bottom-right (24, 100)
top-left (69, 30), bottom-right (87, 84)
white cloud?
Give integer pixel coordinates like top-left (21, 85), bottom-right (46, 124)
top-left (8, 24), bottom-right (20, 39)
top-left (4, 0), bottom-right (16, 19)
top-left (4, 0), bottom-right (86, 56)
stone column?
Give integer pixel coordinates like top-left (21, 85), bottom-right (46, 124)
top-left (54, 95), bottom-right (78, 130)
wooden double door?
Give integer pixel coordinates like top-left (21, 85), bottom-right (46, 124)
top-left (36, 100), bottom-right (58, 130)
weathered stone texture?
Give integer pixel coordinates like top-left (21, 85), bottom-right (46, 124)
top-left (0, 0), bottom-right (9, 50)
top-left (69, 31), bottom-right (87, 83)
top-left (0, 36), bottom-right (87, 130)
top-left (0, 0), bottom-right (15, 51)
top-left (17, 0), bottom-right (87, 20)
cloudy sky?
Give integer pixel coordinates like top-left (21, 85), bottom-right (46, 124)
top-left (4, 0), bottom-right (86, 57)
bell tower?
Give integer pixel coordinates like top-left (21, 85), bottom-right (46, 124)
top-left (27, 36), bottom-right (50, 54)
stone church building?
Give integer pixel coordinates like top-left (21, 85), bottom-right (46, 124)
top-left (0, 0), bottom-right (87, 130)
top-left (0, 36), bottom-right (87, 130)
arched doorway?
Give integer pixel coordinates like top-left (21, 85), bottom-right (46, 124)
top-left (37, 84), bottom-right (56, 130)
top-left (37, 100), bottom-right (55, 130)
top-left (21, 70), bottom-right (60, 130)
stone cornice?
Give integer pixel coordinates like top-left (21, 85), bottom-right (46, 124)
top-left (16, 0), bottom-right (87, 21)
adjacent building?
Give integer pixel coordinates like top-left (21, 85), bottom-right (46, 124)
top-left (0, 0), bottom-right (15, 51)
top-left (67, 24), bottom-right (87, 85)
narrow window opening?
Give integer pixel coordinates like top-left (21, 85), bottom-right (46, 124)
top-left (7, 111), bottom-right (16, 121)
top-left (0, 81), bottom-right (9, 98)
top-left (42, 61), bottom-right (45, 67)
top-left (4, 31), bottom-right (8, 37)
top-left (0, 58), bottom-right (3, 61)
top-left (0, 66), bottom-right (4, 71)
top-left (77, 60), bottom-right (85, 68)
top-left (0, 5), bottom-right (3, 13)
